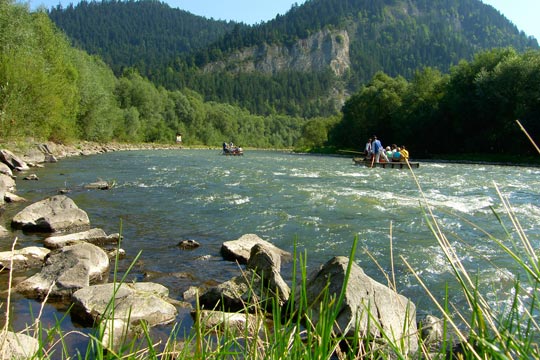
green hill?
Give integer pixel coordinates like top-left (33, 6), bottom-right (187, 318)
top-left (48, 0), bottom-right (242, 75)
top-left (47, 0), bottom-right (540, 118)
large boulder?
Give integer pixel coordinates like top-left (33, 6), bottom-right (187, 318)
top-left (11, 195), bottom-right (90, 233)
top-left (44, 228), bottom-right (120, 249)
top-left (0, 149), bottom-right (29, 171)
top-left (0, 246), bottom-right (50, 271)
top-left (0, 331), bottom-right (39, 359)
top-left (297, 256), bottom-right (418, 355)
top-left (221, 234), bottom-right (291, 264)
top-left (36, 143), bottom-right (58, 163)
top-left (72, 282), bottom-right (178, 349)
top-left (247, 243), bottom-right (290, 304)
top-left (202, 240), bottom-right (292, 312)
top-left (22, 146), bottom-right (46, 165)
top-left (15, 242), bottom-right (109, 300)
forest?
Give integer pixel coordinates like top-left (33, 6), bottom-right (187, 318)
top-left (330, 48), bottom-right (540, 158)
top-left (0, 1), bottom-right (308, 148)
top-left (48, 0), bottom-right (538, 117)
top-left (1, 0), bottom-right (539, 160)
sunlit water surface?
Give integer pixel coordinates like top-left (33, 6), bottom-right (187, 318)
top-left (2, 149), bottom-right (539, 352)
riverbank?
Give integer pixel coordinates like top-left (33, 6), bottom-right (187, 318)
top-left (0, 140), bottom-right (183, 160)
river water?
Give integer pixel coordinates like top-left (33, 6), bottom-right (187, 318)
top-left (2, 149), bottom-right (539, 350)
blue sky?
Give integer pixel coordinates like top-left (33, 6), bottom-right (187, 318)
top-left (27, 0), bottom-right (540, 40)
top-left (481, 0), bottom-right (540, 40)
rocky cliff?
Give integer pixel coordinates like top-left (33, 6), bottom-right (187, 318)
top-left (204, 29), bottom-right (350, 76)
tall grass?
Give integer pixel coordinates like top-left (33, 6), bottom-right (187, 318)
top-left (1, 125), bottom-right (539, 358)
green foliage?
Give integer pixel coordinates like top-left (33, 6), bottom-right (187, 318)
top-left (0, 4), bottom-right (79, 142)
top-left (46, 0), bottom-right (538, 117)
top-left (296, 115), bottom-right (341, 151)
top-left (331, 48), bottom-right (540, 157)
top-left (333, 72), bottom-right (409, 148)
top-left (73, 50), bottom-right (123, 142)
top-left (0, 1), bottom-right (311, 148)
top-left (47, 0), bottom-right (239, 75)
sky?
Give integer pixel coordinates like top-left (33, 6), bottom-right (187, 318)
top-left (26, 0), bottom-right (540, 40)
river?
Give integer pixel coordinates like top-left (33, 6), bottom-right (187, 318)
top-left (1, 149), bottom-right (539, 352)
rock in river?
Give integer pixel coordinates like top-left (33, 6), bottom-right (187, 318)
top-left (221, 233), bottom-right (291, 264)
top-left (44, 228), bottom-right (120, 249)
top-left (16, 242), bottom-right (109, 300)
top-left (11, 195), bottom-right (90, 233)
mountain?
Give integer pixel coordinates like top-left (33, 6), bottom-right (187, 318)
top-left (47, 0), bottom-right (242, 75)
top-left (48, 0), bottom-right (538, 117)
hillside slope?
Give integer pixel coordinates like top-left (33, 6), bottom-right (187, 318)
top-left (49, 0), bottom-right (539, 117)
top-left (48, 0), bottom-right (242, 74)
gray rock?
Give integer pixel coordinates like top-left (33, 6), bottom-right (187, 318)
top-left (199, 268), bottom-right (286, 312)
top-left (198, 274), bottom-right (252, 312)
top-left (11, 195), bottom-right (90, 233)
top-left (0, 149), bottom-right (29, 171)
top-left (106, 248), bottom-right (126, 259)
top-left (247, 243), bottom-right (290, 303)
top-left (22, 173), bottom-right (39, 180)
top-left (84, 180), bottom-right (114, 190)
top-left (221, 233), bottom-right (291, 264)
top-left (72, 282), bottom-right (176, 325)
top-left (72, 282), bottom-right (177, 350)
top-left (183, 286), bottom-right (200, 301)
top-left (204, 29), bottom-right (350, 77)
top-left (0, 173), bottom-right (16, 193)
top-left (44, 228), bottom-right (120, 249)
top-left (15, 242), bottom-right (109, 299)
top-left (0, 188), bottom-right (3, 207)
top-left (419, 315), bottom-right (444, 346)
top-left (0, 162), bottom-right (13, 178)
top-left (22, 147), bottom-right (46, 165)
top-left (0, 331), bottom-right (39, 359)
top-left (0, 246), bottom-right (50, 271)
top-left (177, 239), bottom-right (200, 250)
top-left (193, 310), bottom-right (269, 338)
top-left (0, 226), bottom-right (8, 237)
top-left (298, 256), bottom-right (418, 355)
top-left (4, 192), bottom-right (27, 203)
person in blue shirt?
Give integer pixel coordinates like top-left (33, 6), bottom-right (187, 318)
top-left (371, 135), bottom-right (389, 163)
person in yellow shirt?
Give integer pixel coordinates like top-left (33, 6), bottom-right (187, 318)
top-left (400, 145), bottom-right (409, 160)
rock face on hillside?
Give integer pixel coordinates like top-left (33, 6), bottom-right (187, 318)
top-left (204, 29), bottom-right (350, 77)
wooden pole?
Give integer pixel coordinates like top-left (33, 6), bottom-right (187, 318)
top-left (516, 119), bottom-right (540, 155)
